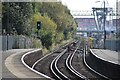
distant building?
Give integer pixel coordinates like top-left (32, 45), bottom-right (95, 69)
top-left (75, 18), bottom-right (96, 30)
top-left (75, 18), bottom-right (116, 31)
top-left (112, 19), bottom-right (120, 27)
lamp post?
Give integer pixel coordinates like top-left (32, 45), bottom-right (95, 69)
top-left (103, 1), bottom-right (106, 49)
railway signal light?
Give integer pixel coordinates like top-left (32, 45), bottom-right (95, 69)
top-left (37, 21), bottom-right (41, 30)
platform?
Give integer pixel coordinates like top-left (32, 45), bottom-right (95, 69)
top-left (2, 49), bottom-right (48, 80)
top-left (91, 49), bottom-right (120, 65)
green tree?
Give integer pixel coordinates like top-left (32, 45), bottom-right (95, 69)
top-left (2, 2), bottom-right (33, 35)
top-left (39, 2), bottom-right (77, 39)
top-left (40, 30), bottom-right (54, 49)
top-left (55, 32), bottom-right (64, 43)
top-left (2, 2), bottom-right (77, 49)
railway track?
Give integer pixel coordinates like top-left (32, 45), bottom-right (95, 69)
top-left (70, 43), bottom-right (103, 80)
top-left (32, 41), bottom-right (76, 78)
top-left (83, 46), bottom-right (111, 80)
top-left (30, 40), bottom-right (109, 80)
top-left (65, 43), bottom-right (88, 80)
top-left (50, 41), bottom-right (88, 80)
top-left (50, 48), bottom-right (69, 80)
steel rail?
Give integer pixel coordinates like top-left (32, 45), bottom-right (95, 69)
top-left (50, 48), bottom-right (69, 80)
top-left (21, 49), bottom-right (52, 79)
top-left (66, 44), bottom-right (88, 80)
top-left (32, 41), bottom-right (75, 69)
top-left (83, 46), bottom-right (111, 80)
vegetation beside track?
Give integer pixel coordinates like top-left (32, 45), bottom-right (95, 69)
top-left (2, 2), bottom-right (77, 51)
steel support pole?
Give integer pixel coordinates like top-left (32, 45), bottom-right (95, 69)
top-left (103, 1), bottom-right (106, 49)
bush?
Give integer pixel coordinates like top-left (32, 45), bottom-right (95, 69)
top-left (32, 38), bottom-right (42, 48)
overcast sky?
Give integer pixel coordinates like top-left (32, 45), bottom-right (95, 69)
top-left (61, 0), bottom-right (118, 11)
top-left (60, 0), bottom-right (120, 18)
